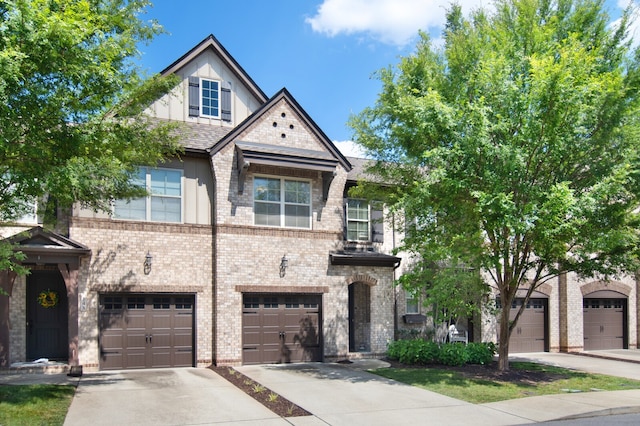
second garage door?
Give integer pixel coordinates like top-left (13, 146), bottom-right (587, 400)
top-left (242, 294), bottom-right (322, 365)
top-left (99, 294), bottom-right (194, 370)
top-left (583, 298), bottom-right (626, 350)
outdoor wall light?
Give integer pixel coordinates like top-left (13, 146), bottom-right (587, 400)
top-left (144, 251), bottom-right (153, 275)
top-left (279, 254), bottom-right (288, 278)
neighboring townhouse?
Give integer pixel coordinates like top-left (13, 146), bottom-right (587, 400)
top-left (1, 34), bottom-right (637, 372)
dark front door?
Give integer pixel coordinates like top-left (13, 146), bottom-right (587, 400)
top-left (26, 270), bottom-right (68, 361)
top-left (348, 283), bottom-right (371, 352)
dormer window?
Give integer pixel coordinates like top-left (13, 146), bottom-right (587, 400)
top-left (188, 76), bottom-right (231, 121)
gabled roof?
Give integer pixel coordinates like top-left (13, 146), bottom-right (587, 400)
top-left (161, 34), bottom-right (268, 104)
top-left (8, 226), bottom-right (91, 257)
top-left (210, 88), bottom-right (352, 172)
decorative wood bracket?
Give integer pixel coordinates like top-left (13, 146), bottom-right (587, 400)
top-left (238, 160), bottom-right (250, 195)
top-left (322, 171), bottom-right (336, 202)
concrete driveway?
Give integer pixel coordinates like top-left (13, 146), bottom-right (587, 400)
top-left (63, 367), bottom-right (288, 426)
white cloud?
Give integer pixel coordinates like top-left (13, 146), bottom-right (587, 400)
top-left (306, 0), bottom-right (485, 47)
top-left (308, 0), bottom-right (638, 48)
top-left (334, 140), bottom-right (366, 158)
top-left (614, 0), bottom-right (640, 49)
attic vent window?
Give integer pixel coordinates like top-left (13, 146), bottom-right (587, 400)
top-left (281, 133), bottom-right (286, 138)
top-left (281, 112), bottom-right (286, 118)
top-left (273, 122), bottom-right (278, 127)
top-left (289, 124), bottom-right (294, 129)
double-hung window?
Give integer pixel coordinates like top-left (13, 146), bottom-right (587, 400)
top-left (346, 199), bottom-right (370, 241)
top-left (114, 167), bottom-right (182, 223)
top-left (253, 176), bottom-right (311, 229)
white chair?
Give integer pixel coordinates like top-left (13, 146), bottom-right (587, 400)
top-left (435, 322), bottom-right (449, 344)
top-left (448, 324), bottom-right (468, 344)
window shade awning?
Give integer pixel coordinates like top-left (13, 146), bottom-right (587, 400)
top-left (236, 141), bottom-right (338, 200)
top-left (329, 251), bottom-right (401, 268)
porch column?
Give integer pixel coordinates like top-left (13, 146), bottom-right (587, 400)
top-left (58, 263), bottom-right (79, 366)
top-left (0, 271), bottom-right (17, 367)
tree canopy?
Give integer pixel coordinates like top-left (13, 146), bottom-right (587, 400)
top-left (350, 0), bottom-right (640, 370)
top-left (0, 0), bottom-right (181, 225)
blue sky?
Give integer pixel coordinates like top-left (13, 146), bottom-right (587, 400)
top-left (138, 0), bottom-right (638, 157)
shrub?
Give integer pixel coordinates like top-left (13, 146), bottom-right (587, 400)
top-left (464, 342), bottom-right (496, 365)
top-left (387, 339), bottom-right (439, 364)
top-left (437, 343), bottom-right (467, 366)
top-left (388, 339), bottom-right (497, 367)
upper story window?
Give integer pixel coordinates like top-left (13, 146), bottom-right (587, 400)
top-left (114, 167), bottom-right (182, 223)
top-left (346, 199), bottom-right (370, 241)
top-left (188, 76), bottom-right (231, 121)
top-left (253, 176), bottom-right (311, 229)
top-left (200, 79), bottom-right (220, 118)
top-left (344, 198), bottom-right (385, 243)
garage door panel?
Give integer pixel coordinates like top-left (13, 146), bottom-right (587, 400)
top-left (173, 349), bottom-right (193, 367)
top-left (125, 332), bottom-right (147, 349)
top-left (173, 332), bottom-right (193, 347)
top-left (125, 352), bottom-right (146, 369)
top-left (243, 331), bottom-right (261, 346)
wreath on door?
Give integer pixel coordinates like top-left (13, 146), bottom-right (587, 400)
top-left (37, 289), bottom-right (59, 308)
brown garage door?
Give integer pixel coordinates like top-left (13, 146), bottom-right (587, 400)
top-left (99, 294), bottom-right (194, 370)
top-left (242, 294), bottom-right (322, 365)
top-left (500, 298), bottom-right (547, 353)
top-left (583, 298), bottom-right (626, 350)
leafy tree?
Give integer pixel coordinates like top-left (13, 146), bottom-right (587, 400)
top-left (350, 0), bottom-right (640, 371)
top-left (0, 0), bottom-right (181, 271)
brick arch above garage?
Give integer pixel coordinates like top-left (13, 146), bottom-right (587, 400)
top-left (580, 280), bottom-right (631, 297)
top-left (515, 282), bottom-right (553, 298)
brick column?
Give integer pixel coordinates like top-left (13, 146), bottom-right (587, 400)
top-left (58, 263), bottom-right (79, 367)
top-left (0, 271), bottom-right (17, 367)
top-left (558, 272), bottom-right (569, 352)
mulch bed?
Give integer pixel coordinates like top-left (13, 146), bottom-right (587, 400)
top-left (384, 358), bottom-right (565, 385)
top-left (209, 365), bottom-right (311, 418)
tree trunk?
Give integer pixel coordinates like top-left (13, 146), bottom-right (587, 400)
top-left (498, 304), bottom-right (511, 371)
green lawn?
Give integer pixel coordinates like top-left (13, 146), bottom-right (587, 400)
top-left (0, 384), bottom-right (75, 426)
top-left (372, 362), bottom-right (640, 404)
